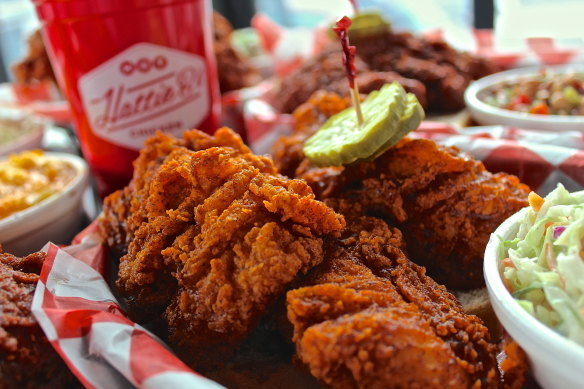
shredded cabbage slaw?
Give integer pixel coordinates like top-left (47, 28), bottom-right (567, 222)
top-left (500, 184), bottom-right (584, 346)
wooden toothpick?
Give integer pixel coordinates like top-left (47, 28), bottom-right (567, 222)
top-left (334, 16), bottom-right (364, 126)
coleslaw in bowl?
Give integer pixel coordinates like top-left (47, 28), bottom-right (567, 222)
top-left (501, 185), bottom-right (584, 344)
top-left (484, 185), bottom-right (584, 389)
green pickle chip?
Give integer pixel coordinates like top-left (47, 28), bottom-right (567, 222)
top-left (365, 93), bottom-right (425, 161)
top-left (328, 11), bottom-right (391, 41)
top-left (348, 11), bottom-right (391, 40)
top-left (303, 82), bottom-right (424, 167)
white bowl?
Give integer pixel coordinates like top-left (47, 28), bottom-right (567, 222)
top-left (484, 191), bottom-right (584, 389)
top-left (465, 65), bottom-right (584, 131)
top-left (0, 107), bottom-right (45, 155)
top-left (0, 152), bottom-right (89, 256)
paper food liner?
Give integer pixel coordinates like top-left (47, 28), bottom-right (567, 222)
top-left (31, 222), bottom-right (225, 389)
top-left (412, 124), bottom-right (584, 195)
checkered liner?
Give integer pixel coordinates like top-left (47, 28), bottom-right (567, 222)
top-left (30, 226), bottom-right (225, 389)
top-left (412, 124), bottom-right (584, 195)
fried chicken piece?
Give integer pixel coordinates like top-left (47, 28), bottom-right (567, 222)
top-left (0, 251), bottom-right (81, 388)
top-left (275, 49), bottom-right (368, 114)
top-left (101, 128), bottom-right (345, 369)
top-left (276, 29), bottom-right (498, 115)
top-left (390, 55), bottom-right (470, 112)
top-left (275, 49), bottom-right (426, 114)
top-left (11, 29), bottom-right (56, 86)
top-left (102, 129), bottom-right (281, 319)
top-left (272, 91), bottom-right (529, 290)
top-left (213, 12), bottom-right (261, 93)
top-left (350, 30), bottom-right (500, 113)
top-left (102, 127), bottom-right (265, 252)
top-left (309, 138), bottom-right (529, 290)
top-left (287, 214), bottom-right (509, 388)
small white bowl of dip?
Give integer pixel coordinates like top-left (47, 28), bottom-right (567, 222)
top-left (0, 151), bottom-right (89, 256)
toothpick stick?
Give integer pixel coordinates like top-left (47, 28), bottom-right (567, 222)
top-left (334, 16), bottom-right (364, 126)
top-left (352, 82), bottom-right (364, 126)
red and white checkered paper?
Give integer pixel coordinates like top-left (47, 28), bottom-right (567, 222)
top-left (30, 224), bottom-right (225, 389)
top-left (412, 124), bottom-right (584, 195)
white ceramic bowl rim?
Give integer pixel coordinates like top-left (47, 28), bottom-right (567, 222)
top-left (0, 152), bottom-right (89, 242)
top-left (484, 191), bottom-right (584, 366)
top-left (466, 64), bottom-right (584, 124)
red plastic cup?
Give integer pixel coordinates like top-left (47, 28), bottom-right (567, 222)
top-left (34, 0), bottom-right (221, 197)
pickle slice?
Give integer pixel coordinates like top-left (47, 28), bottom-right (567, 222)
top-left (366, 93), bottom-right (425, 161)
top-left (303, 82), bottom-right (409, 167)
top-left (348, 11), bottom-right (391, 40)
top-left (328, 12), bottom-right (391, 40)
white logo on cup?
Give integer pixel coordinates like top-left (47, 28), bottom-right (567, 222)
top-left (78, 43), bottom-right (210, 150)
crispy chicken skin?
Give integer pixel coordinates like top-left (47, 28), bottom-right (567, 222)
top-left (0, 251), bottom-right (81, 388)
top-left (272, 92), bottom-right (529, 290)
top-left (287, 214), bottom-right (503, 388)
top-left (100, 128), bottom-right (345, 368)
top-left (311, 139), bottom-right (530, 290)
top-left (102, 127), bottom-right (270, 253)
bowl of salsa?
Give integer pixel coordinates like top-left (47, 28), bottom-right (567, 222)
top-left (465, 65), bottom-right (584, 131)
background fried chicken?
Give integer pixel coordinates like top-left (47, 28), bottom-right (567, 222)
top-left (100, 128), bottom-right (345, 369)
top-left (287, 213), bottom-right (516, 388)
top-left (11, 30), bottom-right (56, 87)
top-left (349, 29), bottom-right (499, 112)
top-left (213, 11), bottom-right (261, 93)
top-left (272, 92), bottom-right (529, 290)
top-left (0, 251), bottom-right (81, 389)
top-left (275, 49), bottom-right (427, 114)
top-left (275, 27), bottom-right (499, 115)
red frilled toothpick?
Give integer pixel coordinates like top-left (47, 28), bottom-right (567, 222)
top-left (333, 16), bottom-right (364, 126)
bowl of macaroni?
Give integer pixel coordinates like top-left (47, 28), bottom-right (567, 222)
top-left (0, 150), bottom-right (89, 255)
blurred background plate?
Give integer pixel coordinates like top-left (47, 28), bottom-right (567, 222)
top-left (0, 82), bottom-right (71, 126)
top-left (0, 106), bottom-right (45, 155)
